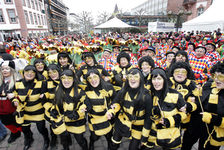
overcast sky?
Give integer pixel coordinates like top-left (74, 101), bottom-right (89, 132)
top-left (63, 0), bottom-right (147, 20)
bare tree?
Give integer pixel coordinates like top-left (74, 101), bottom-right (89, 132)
top-left (96, 11), bottom-right (110, 25)
top-left (135, 8), bottom-right (147, 27)
top-left (72, 11), bottom-right (94, 33)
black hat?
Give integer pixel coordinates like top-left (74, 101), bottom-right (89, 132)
top-left (23, 65), bottom-right (37, 74)
top-left (166, 51), bottom-right (175, 57)
top-left (57, 52), bottom-right (72, 64)
top-left (169, 61), bottom-right (194, 80)
top-left (172, 46), bottom-right (181, 51)
top-left (0, 60), bottom-right (15, 69)
top-left (146, 46), bottom-right (155, 54)
top-left (48, 64), bottom-right (60, 72)
top-left (122, 46), bottom-right (131, 52)
top-left (206, 42), bottom-right (216, 49)
top-left (117, 51), bottom-right (130, 64)
top-left (138, 56), bottom-right (155, 69)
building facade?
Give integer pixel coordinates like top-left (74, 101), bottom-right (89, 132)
top-left (0, 0), bottom-right (48, 41)
top-left (45, 0), bottom-right (68, 35)
top-left (183, 0), bottom-right (213, 21)
top-left (131, 0), bottom-right (184, 16)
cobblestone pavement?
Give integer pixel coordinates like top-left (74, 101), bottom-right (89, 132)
top-left (0, 123), bottom-right (224, 150)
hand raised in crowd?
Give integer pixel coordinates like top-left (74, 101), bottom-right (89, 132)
top-left (7, 93), bottom-right (14, 99)
top-left (106, 111), bottom-right (113, 120)
top-left (13, 101), bottom-right (19, 107)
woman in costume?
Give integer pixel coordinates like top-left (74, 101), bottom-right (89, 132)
top-left (13, 65), bottom-right (49, 150)
top-left (49, 69), bottom-right (87, 150)
top-left (143, 68), bottom-right (187, 150)
top-left (80, 69), bottom-right (115, 150)
top-left (199, 61), bottom-right (224, 150)
top-left (0, 61), bottom-right (22, 143)
top-left (108, 68), bottom-right (153, 150)
top-left (33, 58), bottom-right (48, 80)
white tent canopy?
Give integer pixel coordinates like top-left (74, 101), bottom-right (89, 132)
top-left (182, 0), bottom-right (224, 32)
top-left (94, 17), bottom-right (135, 29)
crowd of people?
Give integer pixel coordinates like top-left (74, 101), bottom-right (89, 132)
top-left (0, 30), bottom-right (224, 150)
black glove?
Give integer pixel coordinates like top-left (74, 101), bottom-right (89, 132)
top-left (67, 111), bottom-right (79, 120)
top-left (114, 74), bottom-right (123, 86)
top-left (50, 109), bottom-right (59, 119)
top-left (85, 99), bottom-right (92, 112)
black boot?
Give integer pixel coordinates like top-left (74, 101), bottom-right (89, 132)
top-left (79, 138), bottom-right (88, 150)
top-left (50, 135), bottom-right (57, 148)
top-left (42, 136), bottom-right (50, 150)
top-left (63, 144), bottom-right (69, 150)
top-left (89, 140), bottom-right (95, 150)
top-left (8, 131), bottom-right (21, 143)
top-left (110, 142), bottom-right (120, 150)
top-left (23, 132), bottom-right (34, 150)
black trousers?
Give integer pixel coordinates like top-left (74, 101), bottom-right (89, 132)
top-left (112, 130), bottom-right (140, 150)
top-left (22, 120), bottom-right (48, 140)
top-left (90, 130), bottom-right (112, 143)
top-left (182, 115), bottom-right (202, 150)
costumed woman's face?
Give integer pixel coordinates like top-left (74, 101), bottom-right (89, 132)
top-left (152, 75), bottom-right (164, 91)
top-left (167, 54), bottom-right (175, 63)
top-left (24, 70), bottom-right (35, 81)
top-left (141, 62), bottom-right (151, 74)
top-left (1, 66), bottom-right (11, 78)
top-left (206, 45), bottom-right (213, 52)
top-left (176, 54), bottom-right (187, 62)
top-left (173, 68), bottom-right (187, 83)
top-left (61, 75), bottom-right (73, 88)
top-left (120, 57), bottom-right (128, 67)
top-left (187, 45), bottom-right (194, 51)
top-left (48, 70), bottom-right (59, 80)
top-left (213, 72), bottom-right (224, 89)
top-left (59, 57), bottom-right (68, 67)
top-left (87, 73), bottom-right (100, 88)
top-left (85, 57), bottom-right (94, 66)
top-left (35, 62), bottom-right (44, 72)
top-left (128, 73), bottom-right (140, 89)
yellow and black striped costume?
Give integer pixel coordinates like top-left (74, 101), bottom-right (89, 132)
top-left (109, 90), bottom-right (152, 142)
top-left (49, 87), bottom-right (86, 135)
top-left (110, 65), bottom-right (133, 91)
top-left (201, 81), bottom-right (224, 147)
top-left (169, 77), bottom-right (199, 125)
top-left (13, 79), bottom-right (45, 125)
top-left (144, 74), bottom-right (151, 90)
top-left (42, 80), bottom-right (59, 123)
top-left (76, 64), bottom-right (110, 84)
top-left (80, 85), bottom-right (115, 136)
top-left (143, 88), bottom-right (187, 149)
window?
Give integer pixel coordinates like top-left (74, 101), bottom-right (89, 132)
top-left (39, 1), bottom-right (42, 11)
top-left (5, 0), bottom-right (13, 3)
top-left (24, 10), bottom-right (29, 24)
top-left (41, 15), bottom-right (44, 25)
top-left (29, 12), bottom-right (34, 24)
top-left (31, 0), bottom-right (35, 9)
top-left (35, 0), bottom-right (39, 10)
top-left (38, 14), bottom-right (41, 25)
top-left (34, 13), bottom-right (38, 24)
top-left (27, 0), bottom-right (31, 8)
top-left (197, 7), bottom-right (204, 16)
top-left (22, 0), bottom-right (26, 6)
top-left (0, 10), bottom-right (5, 23)
top-left (7, 9), bottom-right (17, 23)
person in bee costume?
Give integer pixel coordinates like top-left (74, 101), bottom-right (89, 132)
top-left (49, 69), bottom-right (87, 150)
top-left (107, 68), bottom-right (153, 150)
top-left (110, 51), bottom-right (133, 91)
top-left (142, 68), bottom-right (187, 150)
top-left (12, 65), bottom-right (49, 150)
top-left (199, 61), bottom-right (224, 150)
top-left (79, 69), bottom-right (116, 150)
top-left (57, 52), bottom-right (76, 73)
top-left (42, 64), bottom-right (60, 148)
top-left (0, 61), bottom-right (22, 143)
top-left (138, 56), bottom-right (155, 90)
top-left (76, 51), bottom-right (110, 84)
top-left (33, 58), bottom-right (48, 81)
top-left (167, 62), bottom-right (201, 150)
